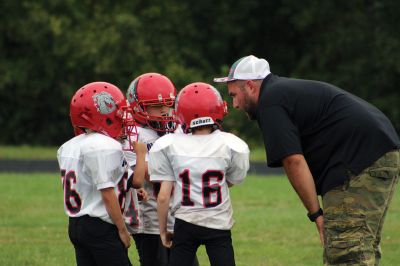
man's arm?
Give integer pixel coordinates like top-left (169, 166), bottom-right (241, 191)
top-left (157, 181), bottom-right (174, 248)
top-left (101, 187), bottom-right (131, 248)
top-left (282, 154), bottom-right (324, 246)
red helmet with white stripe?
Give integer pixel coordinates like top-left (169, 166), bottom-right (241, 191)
top-left (126, 73), bottom-right (177, 133)
top-left (175, 82), bottom-right (228, 133)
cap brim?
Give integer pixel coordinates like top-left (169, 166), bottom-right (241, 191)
top-left (213, 77), bottom-right (236, 83)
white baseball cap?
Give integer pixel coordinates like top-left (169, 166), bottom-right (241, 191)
top-left (214, 55), bottom-right (271, 83)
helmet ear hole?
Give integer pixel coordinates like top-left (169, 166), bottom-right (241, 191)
top-left (106, 118), bottom-right (113, 125)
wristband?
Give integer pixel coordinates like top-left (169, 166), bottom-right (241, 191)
top-left (307, 208), bottom-right (323, 222)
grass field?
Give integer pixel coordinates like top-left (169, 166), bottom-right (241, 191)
top-left (0, 174), bottom-right (399, 266)
top-left (0, 145), bottom-right (267, 162)
top-left (0, 146), bottom-right (59, 160)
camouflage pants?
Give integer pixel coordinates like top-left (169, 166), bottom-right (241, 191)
top-left (322, 150), bottom-right (400, 266)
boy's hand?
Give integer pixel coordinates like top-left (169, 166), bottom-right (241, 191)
top-left (160, 231), bottom-right (174, 248)
top-left (118, 228), bottom-right (131, 249)
top-left (137, 188), bottom-right (149, 201)
top-left (132, 141), bottom-right (147, 155)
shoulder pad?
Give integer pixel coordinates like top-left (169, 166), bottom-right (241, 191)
top-left (149, 134), bottom-right (174, 153)
top-left (137, 126), bottom-right (159, 142)
top-left (221, 132), bottom-right (249, 154)
top-left (81, 133), bottom-right (122, 154)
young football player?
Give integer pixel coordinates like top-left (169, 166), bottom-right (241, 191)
top-left (124, 73), bottom-right (199, 266)
top-left (149, 82), bottom-right (250, 266)
top-left (124, 73), bottom-right (178, 266)
top-left (57, 81), bottom-right (146, 266)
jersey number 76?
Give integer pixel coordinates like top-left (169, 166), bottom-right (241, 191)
top-left (61, 169), bottom-right (82, 214)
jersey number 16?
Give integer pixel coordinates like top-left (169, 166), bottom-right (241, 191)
top-left (179, 169), bottom-right (224, 208)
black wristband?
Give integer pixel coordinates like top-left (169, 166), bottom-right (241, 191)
top-left (307, 208), bottom-right (323, 222)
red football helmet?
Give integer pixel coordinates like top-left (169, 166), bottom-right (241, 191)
top-left (126, 73), bottom-right (177, 133)
top-left (175, 82), bottom-right (228, 133)
top-left (70, 81), bottom-right (135, 139)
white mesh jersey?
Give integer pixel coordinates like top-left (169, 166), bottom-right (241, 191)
top-left (57, 133), bottom-right (127, 224)
top-left (149, 130), bottom-right (250, 230)
top-left (122, 126), bottom-right (174, 234)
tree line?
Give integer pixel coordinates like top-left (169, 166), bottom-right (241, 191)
top-left (1, 0), bottom-right (399, 147)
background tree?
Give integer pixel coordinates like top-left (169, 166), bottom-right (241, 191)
top-left (0, 0), bottom-right (399, 147)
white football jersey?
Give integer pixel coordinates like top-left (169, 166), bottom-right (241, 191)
top-left (57, 133), bottom-right (127, 224)
top-left (149, 130), bottom-right (250, 230)
top-left (122, 126), bottom-right (174, 234)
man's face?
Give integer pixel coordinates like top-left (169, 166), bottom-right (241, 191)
top-left (227, 81), bottom-right (258, 120)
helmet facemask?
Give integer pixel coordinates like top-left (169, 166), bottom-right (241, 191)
top-left (142, 100), bottom-right (176, 136)
top-left (117, 105), bottom-right (139, 151)
top-left (126, 73), bottom-right (178, 134)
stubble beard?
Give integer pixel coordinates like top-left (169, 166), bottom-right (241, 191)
top-left (243, 94), bottom-right (258, 121)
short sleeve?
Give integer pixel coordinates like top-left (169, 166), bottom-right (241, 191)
top-left (83, 149), bottom-right (125, 190)
top-left (221, 133), bottom-right (250, 184)
top-left (148, 142), bottom-right (175, 182)
top-left (226, 149), bottom-right (250, 185)
top-left (258, 105), bottom-right (303, 167)
top-left (123, 150), bottom-right (137, 167)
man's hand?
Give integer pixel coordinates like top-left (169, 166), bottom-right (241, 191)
top-left (315, 215), bottom-right (325, 247)
top-left (160, 231), bottom-right (173, 248)
top-left (118, 229), bottom-right (132, 249)
top-left (283, 155), bottom-right (324, 247)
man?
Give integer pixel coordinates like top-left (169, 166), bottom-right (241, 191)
top-left (149, 82), bottom-right (249, 266)
top-left (57, 81), bottom-right (145, 266)
top-left (214, 55), bottom-right (400, 265)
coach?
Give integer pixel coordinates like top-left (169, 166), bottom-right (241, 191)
top-left (214, 55), bottom-right (400, 265)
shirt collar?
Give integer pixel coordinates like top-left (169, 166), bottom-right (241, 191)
top-left (254, 73), bottom-right (274, 120)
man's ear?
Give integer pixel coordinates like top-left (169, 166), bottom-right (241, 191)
top-left (246, 80), bottom-right (257, 96)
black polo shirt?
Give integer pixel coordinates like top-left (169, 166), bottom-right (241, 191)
top-left (257, 74), bottom-right (400, 195)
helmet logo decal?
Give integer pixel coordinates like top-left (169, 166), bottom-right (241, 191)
top-left (93, 92), bottom-right (116, 114)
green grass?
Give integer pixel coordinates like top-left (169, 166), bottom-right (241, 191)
top-left (0, 146), bottom-right (58, 160)
top-left (249, 147), bottom-right (266, 162)
top-left (0, 174), bottom-right (399, 266)
top-left (0, 145), bottom-right (267, 162)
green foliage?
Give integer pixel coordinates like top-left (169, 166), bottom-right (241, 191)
top-left (1, 1), bottom-right (399, 146)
